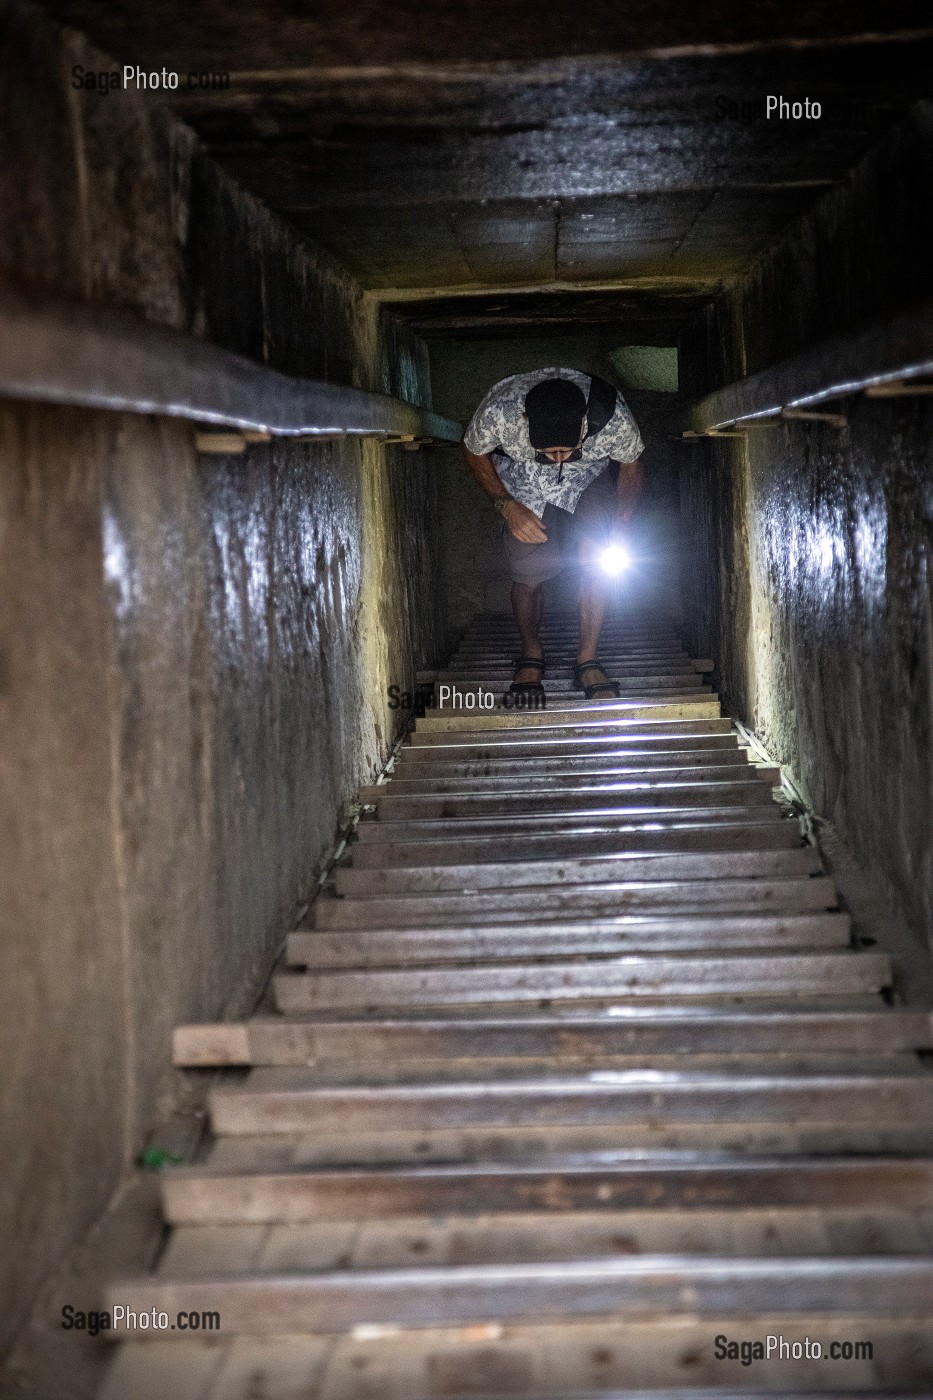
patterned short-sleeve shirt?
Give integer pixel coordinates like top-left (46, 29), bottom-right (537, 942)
top-left (462, 367), bottom-right (644, 516)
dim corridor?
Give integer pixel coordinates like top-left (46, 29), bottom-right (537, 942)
top-left (100, 607), bottom-right (933, 1398)
top-left (3, 4), bottom-right (933, 1394)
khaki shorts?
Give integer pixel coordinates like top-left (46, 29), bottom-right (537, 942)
top-left (501, 470), bottom-right (617, 585)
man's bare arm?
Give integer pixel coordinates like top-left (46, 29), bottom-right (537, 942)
top-left (460, 443), bottom-right (548, 543)
top-left (615, 458), bottom-right (643, 524)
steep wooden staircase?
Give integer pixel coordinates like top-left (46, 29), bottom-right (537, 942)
top-left (101, 611), bottom-right (933, 1398)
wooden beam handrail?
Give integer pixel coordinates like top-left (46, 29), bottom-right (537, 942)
top-left (0, 282), bottom-right (461, 443)
top-left (687, 300), bottom-right (933, 436)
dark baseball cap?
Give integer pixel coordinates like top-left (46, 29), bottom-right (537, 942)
top-left (524, 378), bottom-right (587, 449)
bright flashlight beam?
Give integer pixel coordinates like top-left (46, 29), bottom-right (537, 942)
top-left (598, 543), bottom-right (632, 576)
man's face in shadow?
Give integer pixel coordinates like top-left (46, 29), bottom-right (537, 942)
top-left (523, 411), bottom-right (586, 464)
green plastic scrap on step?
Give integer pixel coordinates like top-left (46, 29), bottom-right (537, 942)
top-left (139, 1147), bottom-right (186, 1168)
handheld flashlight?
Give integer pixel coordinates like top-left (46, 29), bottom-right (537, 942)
top-left (598, 542), bottom-right (632, 576)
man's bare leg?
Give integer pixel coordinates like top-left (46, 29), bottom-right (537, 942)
top-left (511, 581), bottom-right (544, 682)
top-left (577, 575), bottom-right (609, 666)
top-left (576, 549), bottom-right (616, 694)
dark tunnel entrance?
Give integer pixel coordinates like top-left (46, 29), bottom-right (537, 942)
top-left (2, 2), bottom-right (933, 1395)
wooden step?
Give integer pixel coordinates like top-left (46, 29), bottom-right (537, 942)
top-left (452, 633), bottom-right (685, 642)
top-left (445, 672), bottom-right (701, 687)
top-left (334, 850), bottom-right (816, 897)
top-left (454, 645), bottom-right (688, 653)
top-left (209, 1065), bottom-right (931, 1136)
top-left (161, 1154), bottom-right (933, 1226)
top-left (360, 765), bottom-right (779, 800)
top-left (313, 876), bottom-right (837, 930)
top-left (395, 749), bottom-right (752, 776)
top-left (455, 631), bottom-right (681, 643)
top-left (152, 1206), bottom-right (933, 1286)
top-left (97, 1328), bottom-right (933, 1400)
top-left (367, 784), bottom-right (778, 821)
top-left (445, 669), bottom-right (701, 684)
top-left (424, 660), bottom-right (703, 673)
top-left (356, 808), bottom-right (793, 844)
top-left (199, 1116), bottom-right (933, 1165)
top-left (414, 701), bottom-right (722, 733)
top-left (173, 1008), bottom-right (933, 1069)
top-left (106, 605), bottom-right (933, 1396)
top-left (273, 950), bottom-right (886, 1013)
top-left (174, 1051), bottom-right (925, 1090)
top-left (350, 822), bottom-right (805, 866)
top-left (287, 912), bottom-right (850, 970)
top-left (104, 1255), bottom-right (933, 1335)
top-left (409, 717), bottom-right (735, 745)
top-left (399, 733), bottom-right (743, 761)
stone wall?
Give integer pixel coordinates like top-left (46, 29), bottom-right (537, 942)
top-left (678, 104), bottom-right (933, 953)
top-left (0, 1), bottom-right (443, 1354)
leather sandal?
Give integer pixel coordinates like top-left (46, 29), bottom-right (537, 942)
top-left (573, 659), bottom-right (621, 700)
top-left (509, 655), bottom-right (546, 695)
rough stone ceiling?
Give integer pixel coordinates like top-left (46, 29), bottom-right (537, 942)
top-left (39, 1), bottom-right (933, 337)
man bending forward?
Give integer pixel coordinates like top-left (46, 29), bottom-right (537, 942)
top-left (461, 368), bottom-right (644, 699)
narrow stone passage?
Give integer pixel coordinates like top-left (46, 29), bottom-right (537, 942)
top-left (102, 609), bottom-right (933, 1397)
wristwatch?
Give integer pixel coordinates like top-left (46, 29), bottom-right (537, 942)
top-left (492, 494), bottom-right (513, 515)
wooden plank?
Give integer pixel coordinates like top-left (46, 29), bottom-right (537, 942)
top-left (446, 665), bottom-right (694, 677)
top-left (395, 749), bottom-right (751, 775)
top-left (97, 1344), bottom-right (223, 1400)
top-left (95, 1329), bottom-right (933, 1399)
top-left (501, 1394), bottom-right (926, 1400)
top-left (105, 605), bottom-right (933, 1392)
top-left (400, 733), bottom-right (742, 760)
top-left (453, 633), bottom-right (684, 641)
top-left (368, 783), bottom-right (778, 820)
top-left (430, 660), bottom-right (700, 671)
top-left (161, 1155), bottom-right (933, 1226)
top-left (203, 1111), bottom-right (933, 1165)
top-left (446, 664), bottom-right (694, 675)
top-left (159, 1206), bottom-right (933, 1270)
top-left (209, 1063), bottom-right (926, 1136)
top-left (333, 849), bottom-right (816, 897)
top-left (421, 663), bottom-right (701, 678)
top-left (171, 1050), bottom-right (927, 1089)
top-left (447, 655), bottom-right (693, 667)
top-left (313, 876), bottom-right (837, 929)
top-left (173, 1008), bottom-right (933, 1068)
top-left (457, 623), bottom-right (676, 637)
top-left (209, 1119), bottom-right (933, 1166)
top-left (357, 808), bottom-right (792, 844)
top-left (273, 950), bottom-right (886, 1012)
top-left (413, 700), bottom-right (721, 732)
top-left (286, 911), bottom-right (849, 970)
top-left (409, 718), bottom-right (735, 745)
top-left (360, 764), bottom-right (779, 799)
top-left (409, 729), bottom-right (736, 755)
top-left (350, 822), bottom-right (804, 867)
top-left (450, 652), bottom-right (688, 663)
top-left (418, 675), bottom-right (707, 691)
top-left (203, 1338), bottom-right (332, 1399)
top-left (438, 632), bottom-right (679, 644)
top-left (103, 1256), bottom-right (933, 1334)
